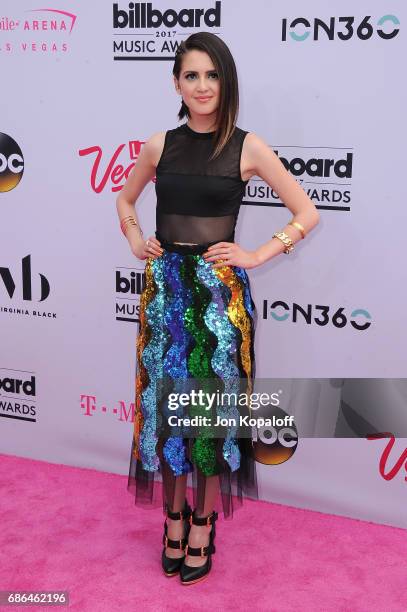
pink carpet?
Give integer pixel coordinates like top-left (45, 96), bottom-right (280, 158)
top-left (1, 453), bottom-right (406, 612)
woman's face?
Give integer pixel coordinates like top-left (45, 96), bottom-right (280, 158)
top-left (174, 49), bottom-right (220, 123)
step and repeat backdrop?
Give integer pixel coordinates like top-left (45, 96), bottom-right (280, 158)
top-left (1, 1), bottom-right (406, 528)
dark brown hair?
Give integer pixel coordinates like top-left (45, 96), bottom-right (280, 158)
top-left (173, 32), bottom-right (240, 161)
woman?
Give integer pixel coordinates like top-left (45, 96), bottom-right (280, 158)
top-left (117, 32), bottom-right (319, 585)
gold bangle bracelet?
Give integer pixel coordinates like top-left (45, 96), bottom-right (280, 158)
top-left (121, 221), bottom-right (137, 236)
top-left (121, 224), bottom-right (143, 237)
top-left (120, 215), bottom-right (140, 226)
top-left (288, 220), bottom-right (306, 239)
top-left (273, 231), bottom-right (294, 254)
top-left (120, 216), bottom-right (143, 236)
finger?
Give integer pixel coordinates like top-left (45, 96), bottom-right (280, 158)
top-left (204, 246), bottom-right (230, 255)
top-left (148, 246), bottom-right (163, 257)
top-left (204, 251), bottom-right (231, 261)
top-left (207, 241), bottom-right (231, 250)
top-left (146, 238), bottom-right (163, 255)
top-left (150, 237), bottom-right (162, 248)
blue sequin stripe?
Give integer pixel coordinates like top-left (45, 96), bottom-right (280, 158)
top-left (140, 256), bottom-right (170, 472)
top-left (197, 258), bottom-right (241, 471)
top-left (234, 266), bottom-right (255, 319)
top-left (162, 252), bottom-right (194, 476)
top-left (234, 266), bottom-right (257, 383)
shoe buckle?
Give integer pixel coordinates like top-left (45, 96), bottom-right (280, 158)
top-left (164, 535), bottom-right (168, 548)
top-left (179, 539), bottom-right (183, 550)
top-left (185, 544), bottom-right (188, 555)
top-left (201, 546), bottom-right (205, 557)
top-left (189, 514), bottom-right (193, 526)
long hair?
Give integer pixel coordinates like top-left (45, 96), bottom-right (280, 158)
top-left (173, 32), bottom-right (240, 161)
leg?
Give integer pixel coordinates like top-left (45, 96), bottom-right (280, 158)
top-left (161, 460), bottom-right (188, 560)
top-left (185, 473), bottom-right (220, 568)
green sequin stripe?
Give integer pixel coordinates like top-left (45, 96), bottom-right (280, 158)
top-left (181, 255), bottom-right (219, 477)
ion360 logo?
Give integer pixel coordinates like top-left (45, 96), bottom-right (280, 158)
top-left (282, 15), bottom-right (400, 42)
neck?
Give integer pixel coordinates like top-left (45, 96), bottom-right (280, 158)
top-left (187, 114), bottom-right (217, 133)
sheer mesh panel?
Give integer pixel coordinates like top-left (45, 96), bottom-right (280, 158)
top-left (155, 123), bottom-right (249, 244)
top-left (156, 211), bottom-right (237, 244)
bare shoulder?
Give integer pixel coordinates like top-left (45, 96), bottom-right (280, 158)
top-left (241, 131), bottom-right (271, 181)
top-left (244, 131), bottom-right (270, 154)
top-left (143, 131), bottom-right (167, 169)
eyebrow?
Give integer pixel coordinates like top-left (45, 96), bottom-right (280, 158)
top-left (181, 69), bottom-right (217, 75)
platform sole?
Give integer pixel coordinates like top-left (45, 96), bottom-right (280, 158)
top-left (180, 572), bottom-right (210, 585)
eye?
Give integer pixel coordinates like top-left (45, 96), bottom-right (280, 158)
top-left (185, 72), bottom-right (218, 80)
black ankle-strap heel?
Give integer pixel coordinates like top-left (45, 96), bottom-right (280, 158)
top-left (161, 500), bottom-right (192, 577)
top-left (180, 509), bottom-right (218, 585)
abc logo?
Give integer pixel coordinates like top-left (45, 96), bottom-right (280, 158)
top-left (0, 133), bottom-right (24, 193)
top-left (252, 406), bottom-right (298, 465)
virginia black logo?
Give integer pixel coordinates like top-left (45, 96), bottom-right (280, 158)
top-left (0, 255), bottom-right (50, 301)
top-left (0, 132), bottom-right (24, 192)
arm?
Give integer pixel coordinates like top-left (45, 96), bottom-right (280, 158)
top-left (246, 132), bottom-right (320, 265)
top-left (116, 131), bottom-right (165, 260)
top-left (205, 132), bottom-right (320, 269)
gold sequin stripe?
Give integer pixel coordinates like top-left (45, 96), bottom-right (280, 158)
top-left (133, 258), bottom-right (155, 460)
top-left (214, 266), bottom-right (253, 395)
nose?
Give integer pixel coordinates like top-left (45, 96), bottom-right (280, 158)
top-left (197, 76), bottom-right (210, 92)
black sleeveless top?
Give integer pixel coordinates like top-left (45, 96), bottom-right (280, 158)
top-left (154, 122), bottom-right (249, 244)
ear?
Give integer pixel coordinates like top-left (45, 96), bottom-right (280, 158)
top-left (173, 76), bottom-right (181, 94)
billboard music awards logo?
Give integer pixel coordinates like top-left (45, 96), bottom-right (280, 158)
top-left (0, 7), bottom-right (77, 54)
top-left (244, 147), bottom-right (353, 213)
top-left (0, 255), bottom-right (57, 319)
top-left (0, 133), bottom-right (24, 192)
top-left (115, 266), bottom-right (145, 324)
top-left (281, 15), bottom-right (400, 42)
top-left (112, 1), bottom-right (222, 60)
top-left (262, 299), bottom-right (372, 331)
top-left (0, 368), bottom-right (37, 422)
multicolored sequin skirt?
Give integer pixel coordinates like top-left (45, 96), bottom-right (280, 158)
top-left (127, 237), bottom-right (259, 519)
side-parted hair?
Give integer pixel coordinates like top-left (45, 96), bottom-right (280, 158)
top-left (173, 32), bottom-right (240, 161)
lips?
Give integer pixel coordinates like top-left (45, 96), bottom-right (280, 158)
top-left (196, 97), bottom-right (212, 101)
